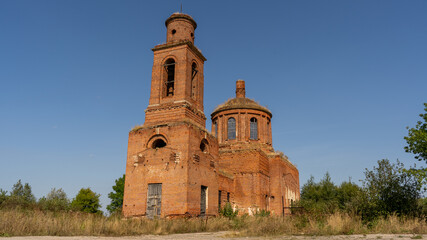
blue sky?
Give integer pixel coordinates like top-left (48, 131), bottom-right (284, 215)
top-left (1, 0), bottom-right (426, 212)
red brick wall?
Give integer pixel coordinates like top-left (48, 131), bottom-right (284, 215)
top-left (166, 14), bottom-right (196, 44)
top-left (123, 121), bottom-right (220, 217)
top-left (123, 13), bottom-right (300, 218)
top-left (268, 154), bottom-right (300, 215)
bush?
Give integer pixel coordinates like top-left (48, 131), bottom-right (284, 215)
top-left (254, 209), bottom-right (270, 217)
top-left (0, 189), bottom-right (7, 206)
top-left (38, 188), bottom-right (70, 211)
top-left (219, 202), bottom-right (238, 219)
top-left (71, 188), bottom-right (102, 214)
top-left (298, 173), bottom-right (340, 215)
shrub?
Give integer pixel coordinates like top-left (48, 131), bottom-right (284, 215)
top-left (0, 189), bottom-right (7, 206)
top-left (219, 202), bottom-right (238, 219)
top-left (71, 188), bottom-right (102, 214)
top-left (38, 188), bottom-right (70, 211)
top-left (254, 209), bottom-right (270, 217)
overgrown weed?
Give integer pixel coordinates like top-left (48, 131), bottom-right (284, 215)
top-left (0, 209), bottom-right (425, 237)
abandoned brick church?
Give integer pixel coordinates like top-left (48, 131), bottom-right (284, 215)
top-left (123, 13), bottom-right (300, 218)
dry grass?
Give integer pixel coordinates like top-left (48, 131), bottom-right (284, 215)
top-left (0, 209), bottom-right (425, 237)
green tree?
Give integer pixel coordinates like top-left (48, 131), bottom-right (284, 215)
top-left (10, 179), bottom-right (36, 204)
top-left (38, 188), bottom-right (70, 211)
top-left (336, 180), bottom-right (364, 213)
top-left (404, 103), bottom-right (427, 163)
top-left (299, 172), bottom-right (339, 214)
top-left (404, 103), bottom-right (427, 191)
top-left (362, 159), bottom-right (422, 219)
top-left (0, 189), bottom-right (8, 206)
top-left (71, 188), bottom-right (102, 214)
top-left (298, 173), bottom-right (365, 215)
top-left (107, 174), bottom-right (125, 214)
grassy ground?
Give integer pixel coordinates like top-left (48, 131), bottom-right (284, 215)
top-left (0, 209), bottom-right (425, 237)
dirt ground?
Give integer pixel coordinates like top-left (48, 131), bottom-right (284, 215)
top-left (7, 232), bottom-right (426, 240)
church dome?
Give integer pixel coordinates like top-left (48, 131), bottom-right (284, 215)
top-left (211, 79), bottom-right (272, 117)
top-left (210, 80), bottom-right (273, 146)
top-left (165, 13), bottom-right (197, 29)
top-left (211, 97), bottom-right (272, 118)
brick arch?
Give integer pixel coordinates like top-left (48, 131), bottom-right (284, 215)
top-left (161, 55), bottom-right (178, 63)
top-left (146, 134), bottom-right (169, 149)
top-left (161, 56), bottom-right (178, 97)
top-left (200, 138), bottom-right (209, 153)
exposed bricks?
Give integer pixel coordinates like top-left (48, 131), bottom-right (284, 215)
top-left (123, 13), bottom-right (299, 218)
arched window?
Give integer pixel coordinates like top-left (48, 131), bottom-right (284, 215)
top-left (250, 117), bottom-right (258, 140)
top-left (200, 139), bottom-right (209, 153)
top-left (152, 139), bottom-right (167, 149)
top-left (164, 58), bottom-right (175, 97)
top-left (214, 120), bottom-right (218, 137)
top-left (227, 117), bottom-right (236, 140)
top-left (191, 62), bottom-right (198, 99)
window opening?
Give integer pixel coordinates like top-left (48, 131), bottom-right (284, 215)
top-left (191, 63), bottom-right (198, 99)
top-left (227, 192), bottom-right (230, 202)
top-left (152, 139), bottom-right (166, 149)
top-left (163, 59), bottom-right (176, 97)
top-left (200, 139), bottom-right (208, 153)
top-left (214, 120), bottom-right (218, 137)
top-left (282, 196), bottom-right (285, 216)
top-left (172, 29), bottom-right (176, 35)
top-left (265, 195), bottom-right (268, 210)
top-left (250, 117), bottom-right (258, 140)
top-left (218, 190), bottom-right (222, 210)
top-left (200, 186), bottom-right (207, 216)
top-left (227, 117), bottom-right (236, 140)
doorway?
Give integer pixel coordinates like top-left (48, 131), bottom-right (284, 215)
top-left (146, 183), bottom-right (162, 218)
top-left (200, 185), bottom-right (207, 216)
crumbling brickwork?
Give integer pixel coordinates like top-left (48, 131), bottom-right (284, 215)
top-left (123, 13), bottom-right (299, 218)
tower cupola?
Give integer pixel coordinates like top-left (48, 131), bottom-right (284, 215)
top-left (165, 13), bottom-right (197, 44)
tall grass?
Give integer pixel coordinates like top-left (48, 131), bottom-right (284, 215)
top-left (0, 209), bottom-right (425, 237)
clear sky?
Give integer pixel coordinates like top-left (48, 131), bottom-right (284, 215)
top-left (1, 0), bottom-right (426, 213)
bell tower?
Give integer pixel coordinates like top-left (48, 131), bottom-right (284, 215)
top-left (145, 13), bottom-right (207, 128)
top-left (123, 13), bottom-right (219, 218)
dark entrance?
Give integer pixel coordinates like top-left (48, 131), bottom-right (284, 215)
top-left (146, 183), bottom-right (162, 218)
top-left (200, 185), bottom-right (207, 216)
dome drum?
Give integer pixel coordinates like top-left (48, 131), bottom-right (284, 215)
top-left (211, 80), bottom-right (273, 146)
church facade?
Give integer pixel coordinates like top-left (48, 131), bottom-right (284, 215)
top-left (123, 13), bottom-right (299, 218)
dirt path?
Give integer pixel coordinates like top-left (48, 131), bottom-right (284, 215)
top-left (7, 233), bottom-right (426, 240)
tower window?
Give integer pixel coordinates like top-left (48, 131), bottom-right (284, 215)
top-left (227, 117), bottom-right (236, 140)
top-left (214, 120), bottom-right (218, 137)
top-left (191, 62), bottom-right (198, 99)
top-left (172, 29), bottom-right (176, 35)
top-left (250, 117), bottom-right (258, 140)
top-left (163, 59), bottom-right (176, 97)
top-left (152, 139), bottom-right (166, 149)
